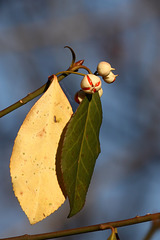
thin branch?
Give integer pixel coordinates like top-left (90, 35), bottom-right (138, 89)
top-left (64, 46), bottom-right (76, 67)
top-left (0, 65), bottom-right (80, 118)
top-left (1, 212), bottom-right (160, 240)
top-left (0, 62), bottom-right (92, 118)
top-left (56, 71), bottom-right (86, 77)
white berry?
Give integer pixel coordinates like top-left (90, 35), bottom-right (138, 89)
top-left (103, 71), bottom-right (118, 84)
top-left (98, 88), bottom-right (103, 97)
top-left (97, 61), bottom-right (115, 77)
top-left (75, 88), bottom-right (103, 104)
top-left (81, 74), bottom-right (102, 94)
top-left (74, 90), bottom-right (86, 104)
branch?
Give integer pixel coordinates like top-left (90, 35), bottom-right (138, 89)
top-left (1, 212), bottom-right (160, 240)
top-left (0, 65), bottom-right (80, 118)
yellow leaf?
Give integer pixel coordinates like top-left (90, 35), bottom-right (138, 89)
top-left (108, 228), bottom-right (119, 240)
top-left (10, 75), bottom-right (73, 224)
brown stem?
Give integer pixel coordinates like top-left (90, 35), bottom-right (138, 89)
top-left (64, 46), bottom-right (76, 67)
top-left (1, 212), bottom-right (160, 240)
top-left (0, 65), bottom-right (81, 118)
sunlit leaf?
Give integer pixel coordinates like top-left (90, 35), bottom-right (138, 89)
top-left (60, 92), bottom-right (102, 217)
top-left (10, 75), bottom-right (73, 224)
top-left (108, 228), bottom-right (120, 240)
top-left (108, 232), bottom-right (117, 240)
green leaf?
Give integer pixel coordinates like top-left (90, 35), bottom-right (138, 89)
top-left (60, 92), bottom-right (102, 217)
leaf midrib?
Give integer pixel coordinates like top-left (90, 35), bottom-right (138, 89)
top-left (71, 95), bottom-right (96, 208)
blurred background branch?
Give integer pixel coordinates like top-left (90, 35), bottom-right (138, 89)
top-left (143, 220), bottom-right (160, 240)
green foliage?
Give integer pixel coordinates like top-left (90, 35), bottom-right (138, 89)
top-left (61, 92), bottom-right (102, 217)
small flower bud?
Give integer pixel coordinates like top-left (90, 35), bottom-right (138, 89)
top-left (81, 74), bottom-right (102, 94)
top-left (74, 90), bottom-right (86, 104)
top-left (97, 61), bottom-right (115, 77)
top-left (103, 71), bottom-right (118, 84)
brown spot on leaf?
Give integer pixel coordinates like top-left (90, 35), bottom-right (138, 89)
top-left (54, 116), bottom-right (62, 123)
top-left (36, 128), bottom-right (46, 137)
top-left (54, 115), bottom-right (57, 122)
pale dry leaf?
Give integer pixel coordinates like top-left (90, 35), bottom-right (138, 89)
top-left (10, 75), bottom-right (73, 224)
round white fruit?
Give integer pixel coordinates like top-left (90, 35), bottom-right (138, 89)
top-left (81, 74), bottom-right (102, 94)
top-left (74, 88), bottom-right (103, 104)
top-left (98, 88), bottom-right (103, 97)
top-left (103, 71), bottom-right (118, 84)
top-left (97, 61), bottom-right (112, 77)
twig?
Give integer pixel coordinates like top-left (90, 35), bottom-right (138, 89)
top-left (0, 65), bottom-right (80, 118)
top-left (1, 212), bottom-right (160, 240)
